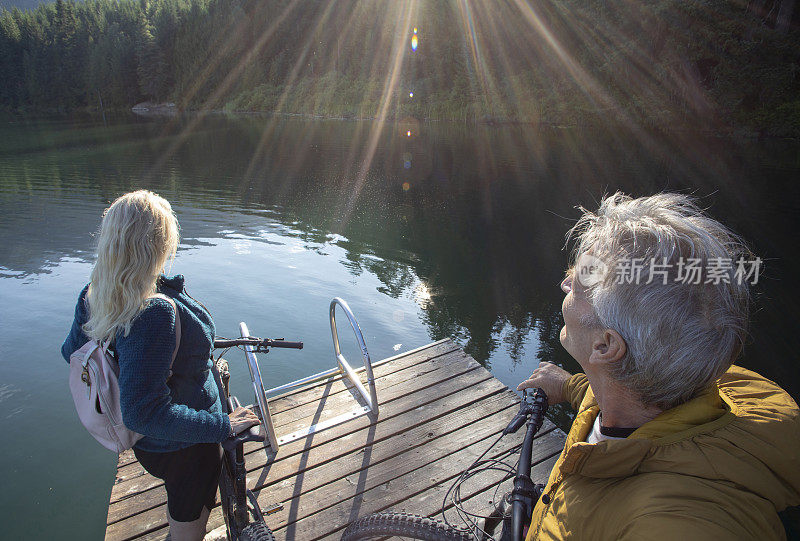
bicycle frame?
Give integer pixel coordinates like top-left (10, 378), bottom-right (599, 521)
top-left (508, 389), bottom-right (548, 541)
top-left (210, 362), bottom-right (244, 537)
top-left (468, 388), bottom-right (548, 541)
top-left (212, 361), bottom-right (269, 540)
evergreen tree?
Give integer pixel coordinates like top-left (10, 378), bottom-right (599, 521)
top-left (0, 0), bottom-right (797, 135)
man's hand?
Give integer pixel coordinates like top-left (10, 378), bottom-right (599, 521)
top-left (517, 361), bottom-right (573, 404)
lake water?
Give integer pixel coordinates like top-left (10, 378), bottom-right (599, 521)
top-left (1, 115), bottom-right (798, 539)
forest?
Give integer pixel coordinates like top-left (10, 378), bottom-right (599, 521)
top-left (1, 0), bottom-right (798, 136)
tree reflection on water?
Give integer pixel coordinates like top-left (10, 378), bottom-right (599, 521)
top-left (1, 116), bottom-right (797, 415)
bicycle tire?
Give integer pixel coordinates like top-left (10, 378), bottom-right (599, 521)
top-left (239, 520), bottom-right (276, 541)
top-left (341, 512), bottom-right (473, 541)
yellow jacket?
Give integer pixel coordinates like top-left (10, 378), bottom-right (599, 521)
top-left (526, 366), bottom-right (800, 540)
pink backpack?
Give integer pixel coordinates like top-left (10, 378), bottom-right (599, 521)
top-left (68, 294), bottom-right (182, 453)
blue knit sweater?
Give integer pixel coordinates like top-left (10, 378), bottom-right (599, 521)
top-left (61, 275), bottom-right (231, 452)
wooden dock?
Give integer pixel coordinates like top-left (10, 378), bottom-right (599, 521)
top-left (105, 339), bottom-right (567, 540)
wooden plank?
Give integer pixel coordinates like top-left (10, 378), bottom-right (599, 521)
top-left (317, 450), bottom-right (561, 541)
top-left (253, 340), bottom-right (461, 417)
top-left (265, 339), bottom-right (456, 409)
top-left (108, 349), bottom-right (481, 506)
top-left (256, 407), bottom-right (553, 535)
top-left (141, 414), bottom-right (562, 541)
top-left (275, 426), bottom-right (566, 540)
top-left (104, 342), bottom-right (569, 541)
top-left (107, 387), bottom-right (528, 526)
top-left (201, 398), bottom-right (546, 538)
top-left (114, 341), bottom-right (459, 469)
top-left (107, 360), bottom-right (499, 539)
top-left (108, 370), bottom-right (504, 539)
top-left (110, 344), bottom-right (462, 491)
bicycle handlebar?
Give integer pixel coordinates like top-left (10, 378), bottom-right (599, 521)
top-left (213, 338), bottom-right (304, 349)
top-left (504, 387), bottom-right (548, 435)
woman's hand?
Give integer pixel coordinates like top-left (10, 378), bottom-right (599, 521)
top-left (517, 361), bottom-right (573, 404)
top-left (229, 406), bottom-right (261, 435)
top-left (215, 357), bottom-right (229, 375)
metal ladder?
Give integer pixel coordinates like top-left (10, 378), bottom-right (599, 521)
top-left (241, 297), bottom-right (379, 454)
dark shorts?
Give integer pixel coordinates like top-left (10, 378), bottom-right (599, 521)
top-left (134, 443), bottom-right (223, 522)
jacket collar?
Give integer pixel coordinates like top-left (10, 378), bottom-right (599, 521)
top-left (558, 382), bottom-right (734, 479)
top-left (158, 274), bottom-right (185, 293)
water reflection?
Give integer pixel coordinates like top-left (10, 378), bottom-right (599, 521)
top-left (1, 115), bottom-right (798, 390)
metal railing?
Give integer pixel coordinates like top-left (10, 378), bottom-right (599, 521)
top-left (241, 297), bottom-right (379, 454)
top-left (329, 297), bottom-right (379, 416)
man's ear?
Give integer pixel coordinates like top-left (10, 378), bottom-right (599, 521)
top-left (588, 329), bottom-right (627, 366)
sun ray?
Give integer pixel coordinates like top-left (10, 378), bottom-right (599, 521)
top-left (145, 0), bottom-right (303, 183)
top-left (242, 1), bottom-right (340, 183)
top-left (337, 0), bottom-right (416, 231)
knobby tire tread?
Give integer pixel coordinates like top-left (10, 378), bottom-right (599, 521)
top-left (341, 512), bottom-right (473, 541)
top-left (240, 520), bottom-right (276, 541)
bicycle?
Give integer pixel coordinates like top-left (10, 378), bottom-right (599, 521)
top-left (210, 333), bottom-right (304, 541)
top-left (340, 388), bottom-right (549, 541)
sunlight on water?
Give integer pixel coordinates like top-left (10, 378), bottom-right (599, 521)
top-left (414, 282), bottom-right (432, 309)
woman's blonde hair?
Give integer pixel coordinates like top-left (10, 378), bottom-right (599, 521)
top-left (83, 190), bottom-right (179, 343)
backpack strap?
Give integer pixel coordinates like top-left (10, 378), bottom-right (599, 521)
top-left (150, 293), bottom-right (182, 377)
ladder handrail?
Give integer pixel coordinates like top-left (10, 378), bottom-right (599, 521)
top-left (237, 297), bottom-right (380, 456)
top-left (330, 297), bottom-right (379, 416)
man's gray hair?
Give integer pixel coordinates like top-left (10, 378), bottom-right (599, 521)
top-left (569, 192), bottom-right (753, 410)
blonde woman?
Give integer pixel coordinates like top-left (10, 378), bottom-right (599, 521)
top-left (61, 190), bottom-right (260, 541)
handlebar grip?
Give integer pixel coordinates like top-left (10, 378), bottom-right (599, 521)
top-left (504, 412), bottom-right (527, 435)
top-left (212, 338), bottom-right (303, 349)
top-left (266, 340), bottom-right (303, 349)
top-left (505, 387), bottom-right (549, 435)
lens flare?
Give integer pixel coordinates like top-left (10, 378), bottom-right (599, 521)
top-left (411, 35), bottom-right (418, 51)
